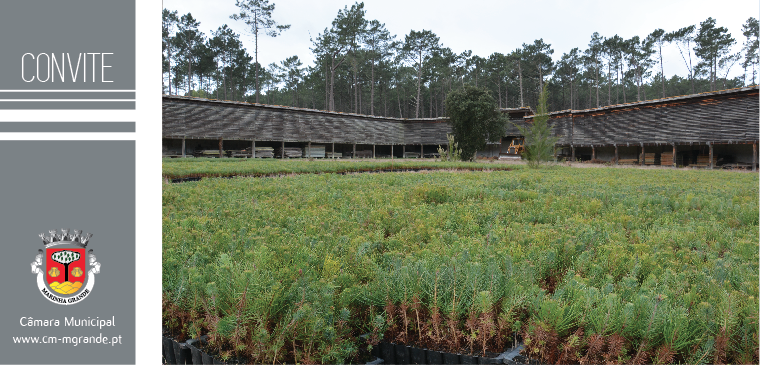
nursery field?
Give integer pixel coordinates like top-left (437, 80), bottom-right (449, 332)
top-left (162, 165), bottom-right (759, 364)
top-left (162, 157), bottom-right (514, 180)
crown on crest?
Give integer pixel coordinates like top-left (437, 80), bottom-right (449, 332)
top-left (38, 229), bottom-right (93, 247)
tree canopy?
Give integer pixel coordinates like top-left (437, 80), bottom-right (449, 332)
top-left (444, 85), bottom-right (505, 161)
top-left (163, 6), bottom-right (753, 117)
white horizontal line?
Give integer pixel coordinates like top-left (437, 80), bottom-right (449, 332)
top-left (0, 90), bottom-right (136, 92)
top-left (0, 99), bottom-right (135, 102)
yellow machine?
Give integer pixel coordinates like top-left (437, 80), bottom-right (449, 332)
top-left (508, 137), bottom-right (525, 154)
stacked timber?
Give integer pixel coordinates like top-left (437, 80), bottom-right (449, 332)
top-left (660, 152), bottom-right (683, 166)
top-left (276, 147), bottom-right (302, 158)
top-left (197, 150), bottom-right (225, 157)
top-left (692, 155), bottom-right (717, 168)
top-left (255, 147), bottom-right (274, 158)
top-left (618, 158), bottom-right (638, 165)
top-left (354, 150), bottom-right (373, 158)
top-left (642, 153), bottom-right (657, 165)
top-left (303, 145), bottom-right (326, 158)
top-left (403, 152), bottom-right (421, 158)
top-left (325, 152), bottom-right (342, 158)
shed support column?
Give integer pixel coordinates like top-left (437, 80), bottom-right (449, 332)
top-left (753, 142), bottom-right (757, 172)
top-left (282, 141), bottom-right (285, 159)
top-left (402, 145), bottom-right (406, 158)
top-left (571, 145), bottom-right (575, 162)
top-left (252, 140), bottom-right (255, 158)
top-left (373, 144), bottom-right (376, 159)
top-left (420, 144), bottom-right (424, 159)
top-left (391, 144), bottom-right (394, 159)
top-left (181, 137), bottom-right (186, 158)
top-left (332, 142), bottom-right (335, 160)
top-left (709, 142), bottom-right (713, 170)
top-left (640, 144), bottom-right (644, 166)
top-left (614, 144), bottom-right (618, 165)
top-left (219, 138), bottom-right (224, 158)
top-left (353, 143), bottom-right (356, 159)
top-left (308, 141), bottom-right (311, 158)
top-left (591, 146), bottom-right (596, 161)
top-left (673, 144), bottom-right (677, 168)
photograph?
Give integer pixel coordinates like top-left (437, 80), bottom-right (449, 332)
top-left (160, 0), bottom-right (760, 364)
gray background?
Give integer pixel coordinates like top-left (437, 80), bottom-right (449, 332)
top-left (0, 0), bottom-right (135, 90)
top-left (0, 141), bottom-right (135, 364)
top-left (0, 122), bottom-right (135, 133)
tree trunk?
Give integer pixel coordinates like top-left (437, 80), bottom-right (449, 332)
top-left (595, 59), bottom-right (599, 107)
top-left (168, 48), bottom-right (172, 95)
top-left (659, 43), bottom-right (665, 98)
top-left (255, 23), bottom-right (260, 103)
top-left (353, 55), bottom-right (358, 113)
top-left (607, 59), bottom-right (612, 106)
top-left (371, 57), bottom-right (375, 116)
top-left (688, 41), bottom-right (695, 94)
top-left (518, 60), bottom-right (524, 107)
top-left (330, 57), bottom-right (336, 111)
top-left (415, 49), bottom-right (422, 118)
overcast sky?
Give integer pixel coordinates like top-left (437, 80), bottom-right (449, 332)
top-left (163, 0), bottom-right (759, 81)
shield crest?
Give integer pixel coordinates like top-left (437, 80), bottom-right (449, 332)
top-left (45, 241), bottom-right (87, 295)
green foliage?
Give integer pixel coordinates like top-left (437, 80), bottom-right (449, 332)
top-left (163, 162), bottom-right (759, 364)
top-left (444, 85), bottom-right (506, 161)
top-left (437, 134), bottom-right (462, 162)
top-left (162, 158), bottom-right (515, 180)
top-left (515, 87), bottom-right (558, 168)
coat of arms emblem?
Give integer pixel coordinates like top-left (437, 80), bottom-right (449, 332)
top-left (31, 229), bottom-right (101, 305)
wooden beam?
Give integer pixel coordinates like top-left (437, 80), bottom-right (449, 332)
top-left (754, 142), bottom-right (757, 172)
top-left (308, 141), bottom-right (312, 158)
top-left (252, 140), bottom-right (255, 158)
top-left (571, 145), bottom-right (575, 162)
top-left (373, 144), bottom-right (376, 159)
top-left (181, 137), bottom-right (186, 158)
top-left (282, 141), bottom-right (285, 159)
top-left (672, 144), bottom-right (677, 168)
top-left (332, 142), bottom-right (335, 160)
top-left (402, 145), bottom-right (406, 158)
top-left (614, 144), bottom-right (618, 165)
top-left (591, 146), bottom-right (596, 160)
top-left (218, 138), bottom-right (223, 158)
top-left (640, 143), bottom-right (644, 166)
top-left (709, 142), bottom-right (713, 169)
top-left (420, 144), bottom-right (423, 159)
top-left (353, 143), bottom-right (356, 159)
top-left (391, 144), bottom-right (394, 159)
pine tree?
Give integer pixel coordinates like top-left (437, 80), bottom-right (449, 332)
top-left (516, 87), bottom-right (557, 168)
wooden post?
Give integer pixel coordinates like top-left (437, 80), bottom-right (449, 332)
top-left (753, 142), bottom-right (757, 172)
top-left (332, 142), bottom-right (335, 160)
top-left (640, 144), bottom-right (644, 166)
top-left (571, 145), bottom-right (575, 162)
top-left (218, 138), bottom-right (223, 158)
top-left (591, 146), bottom-right (596, 160)
top-left (353, 143), bottom-right (356, 159)
top-left (308, 141), bottom-right (311, 158)
top-left (373, 144), bottom-right (376, 159)
top-left (420, 144), bottom-right (424, 159)
top-left (282, 141), bottom-right (285, 159)
top-left (181, 137), bottom-right (186, 158)
top-left (391, 144), bottom-right (394, 159)
top-left (614, 144), bottom-right (618, 165)
top-left (402, 145), bottom-right (406, 158)
top-left (252, 140), bottom-right (255, 158)
top-left (709, 142), bottom-right (713, 169)
top-left (672, 144), bottom-right (677, 168)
